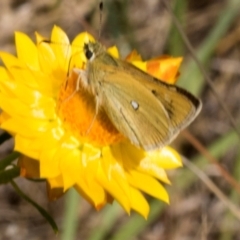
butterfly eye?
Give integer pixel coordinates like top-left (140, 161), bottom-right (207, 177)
top-left (84, 43), bottom-right (95, 60)
top-left (85, 49), bottom-right (93, 60)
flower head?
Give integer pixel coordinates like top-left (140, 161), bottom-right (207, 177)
top-left (0, 26), bottom-right (182, 218)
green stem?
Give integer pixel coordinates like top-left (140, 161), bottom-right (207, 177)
top-left (61, 188), bottom-right (80, 240)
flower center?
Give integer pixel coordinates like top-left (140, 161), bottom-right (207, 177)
top-left (56, 70), bottom-right (124, 146)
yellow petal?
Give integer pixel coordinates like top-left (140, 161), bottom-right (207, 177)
top-left (39, 129), bottom-right (67, 178)
top-left (0, 95), bottom-right (56, 120)
top-left (131, 61), bottom-right (147, 72)
top-left (50, 25), bottom-right (71, 73)
top-left (127, 170), bottom-right (169, 203)
top-left (137, 160), bottom-right (170, 184)
top-left (0, 67), bottom-right (16, 97)
top-left (118, 142), bottom-right (146, 169)
top-left (0, 52), bottom-right (25, 69)
top-left (97, 164), bottom-right (131, 214)
top-left (129, 187), bottom-right (149, 218)
top-left (60, 151), bottom-right (81, 190)
top-left (37, 39), bottom-right (58, 74)
top-left (15, 32), bottom-right (40, 70)
top-left (146, 146), bottom-right (182, 169)
top-left (75, 157), bottom-right (108, 209)
top-left (15, 135), bottom-right (39, 159)
top-left (1, 117), bottom-right (49, 138)
top-left (1, 80), bottom-right (54, 108)
top-left (3, 65), bottom-right (39, 89)
top-left (102, 146), bottom-right (131, 200)
top-left (75, 180), bottom-right (107, 210)
top-left (0, 111), bottom-right (11, 125)
top-left (0, 66), bottom-right (12, 82)
top-left (30, 70), bottom-right (56, 97)
top-left (146, 56), bottom-right (183, 84)
top-left (107, 46), bottom-right (119, 58)
top-left (40, 146), bottom-right (61, 178)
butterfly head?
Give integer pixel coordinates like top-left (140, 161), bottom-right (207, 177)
top-left (83, 42), bottom-right (104, 62)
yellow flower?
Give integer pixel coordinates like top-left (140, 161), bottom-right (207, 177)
top-left (0, 26), bottom-right (182, 218)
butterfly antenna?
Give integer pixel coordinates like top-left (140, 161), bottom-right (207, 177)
top-left (98, 1), bottom-right (103, 40)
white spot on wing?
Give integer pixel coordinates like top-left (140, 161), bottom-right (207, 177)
top-left (131, 100), bottom-right (139, 110)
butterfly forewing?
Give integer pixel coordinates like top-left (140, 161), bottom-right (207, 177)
top-left (99, 67), bottom-right (173, 149)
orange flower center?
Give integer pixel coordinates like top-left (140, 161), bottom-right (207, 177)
top-left (56, 70), bottom-right (124, 146)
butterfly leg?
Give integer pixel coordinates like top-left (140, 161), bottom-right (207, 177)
top-left (72, 68), bottom-right (100, 135)
top-left (84, 92), bottom-right (101, 135)
top-left (62, 68), bottom-right (88, 103)
top-left (73, 68), bottom-right (89, 90)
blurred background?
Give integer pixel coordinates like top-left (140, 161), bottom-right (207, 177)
top-left (0, 0), bottom-right (240, 239)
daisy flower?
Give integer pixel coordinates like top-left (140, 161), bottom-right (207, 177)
top-left (0, 26), bottom-right (183, 218)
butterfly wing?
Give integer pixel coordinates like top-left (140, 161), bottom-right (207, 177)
top-left (91, 60), bottom-right (201, 150)
top-left (100, 71), bottom-right (171, 150)
top-left (149, 80), bottom-right (201, 138)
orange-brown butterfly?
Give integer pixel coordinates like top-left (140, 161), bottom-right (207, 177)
top-left (73, 41), bottom-right (201, 151)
